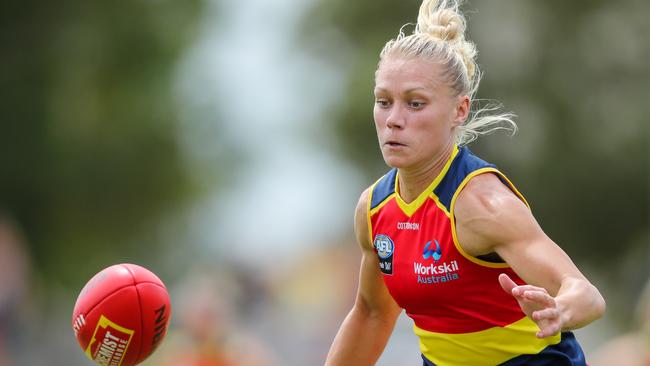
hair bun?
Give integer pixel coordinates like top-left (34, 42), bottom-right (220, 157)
top-left (417, 8), bottom-right (465, 43)
top-left (414, 0), bottom-right (476, 79)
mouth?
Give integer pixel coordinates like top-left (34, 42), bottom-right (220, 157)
top-left (384, 140), bottom-right (406, 147)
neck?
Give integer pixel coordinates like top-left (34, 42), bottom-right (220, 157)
top-left (397, 141), bottom-right (455, 204)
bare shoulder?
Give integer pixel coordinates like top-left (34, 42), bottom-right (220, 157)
top-left (354, 187), bottom-right (373, 251)
top-left (355, 187), bottom-right (371, 219)
top-left (455, 173), bottom-right (527, 218)
top-left (454, 172), bottom-right (536, 255)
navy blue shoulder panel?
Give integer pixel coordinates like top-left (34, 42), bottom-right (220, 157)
top-left (434, 146), bottom-right (496, 211)
top-left (370, 168), bottom-right (398, 210)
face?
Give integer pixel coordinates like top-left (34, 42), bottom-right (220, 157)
top-left (373, 56), bottom-right (469, 170)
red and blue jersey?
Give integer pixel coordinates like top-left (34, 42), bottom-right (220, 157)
top-left (367, 145), bottom-right (586, 366)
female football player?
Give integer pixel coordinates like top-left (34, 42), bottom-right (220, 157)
top-left (325, 1), bottom-right (606, 365)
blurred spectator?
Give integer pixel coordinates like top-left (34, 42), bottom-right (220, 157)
top-left (150, 265), bottom-right (279, 366)
top-left (0, 213), bottom-right (30, 366)
top-left (591, 278), bottom-right (650, 366)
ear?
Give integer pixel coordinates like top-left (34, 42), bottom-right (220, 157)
top-left (452, 95), bottom-right (470, 127)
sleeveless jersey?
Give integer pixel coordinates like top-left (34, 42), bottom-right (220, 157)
top-left (367, 145), bottom-right (586, 366)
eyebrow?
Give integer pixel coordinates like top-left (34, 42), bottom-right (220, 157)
top-left (374, 87), bottom-right (428, 94)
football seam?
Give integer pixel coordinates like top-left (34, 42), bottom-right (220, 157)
top-left (123, 264), bottom-right (146, 364)
top-left (77, 280), bottom-right (166, 321)
top-left (79, 284), bottom-right (134, 323)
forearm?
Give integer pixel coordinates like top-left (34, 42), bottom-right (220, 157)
top-left (325, 305), bottom-right (398, 366)
top-left (556, 276), bottom-right (606, 331)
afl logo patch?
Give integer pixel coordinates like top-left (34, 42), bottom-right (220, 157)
top-left (374, 235), bottom-right (394, 259)
top-left (374, 234), bottom-right (394, 275)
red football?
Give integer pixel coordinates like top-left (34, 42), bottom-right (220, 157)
top-left (72, 263), bottom-right (171, 366)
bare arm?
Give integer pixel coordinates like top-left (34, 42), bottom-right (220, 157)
top-left (325, 188), bottom-right (402, 366)
top-left (455, 173), bottom-right (606, 338)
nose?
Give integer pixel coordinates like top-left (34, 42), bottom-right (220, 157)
top-left (386, 104), bottom-right (405, 129)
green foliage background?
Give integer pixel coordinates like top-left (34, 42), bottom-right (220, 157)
top-left (1, 0), bottom-right (204, 284)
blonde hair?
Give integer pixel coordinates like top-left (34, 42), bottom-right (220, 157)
top-left (378, 0), bottom-right (517, 145)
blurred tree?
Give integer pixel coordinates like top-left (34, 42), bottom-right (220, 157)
top-left (0, 0), bottom-right (206, 285)
top-left (298, 0), bottom-right (649, 287)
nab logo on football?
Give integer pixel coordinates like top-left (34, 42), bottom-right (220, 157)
top-left (374, 234), bottom-right (395, 275)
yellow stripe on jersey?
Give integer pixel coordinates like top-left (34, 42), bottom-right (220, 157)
top-left (394, 145), bottom-right (459, 217)
top-left (415, 316), bottom-right (561, 366)
top-left (449, 167), bottom-right (530, 268)
top-left (366, 180), bottom-right (376, 245)
top-left (429, 192), bottom-right (451, 217)
top-left (369, 192), bottom-right (396, 217)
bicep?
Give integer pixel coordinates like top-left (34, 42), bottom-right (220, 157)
top-left (456, 174), bottom-right (587, 296)
top-left (355, 248), bottom-right (401, 317)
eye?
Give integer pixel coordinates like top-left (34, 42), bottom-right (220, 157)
top-left (375, 99), bottom-right (391, 108)
top-left (409, 101), bottom-right (425, 109)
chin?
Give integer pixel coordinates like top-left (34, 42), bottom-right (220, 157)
top-left (382, 155), bottom-right (411, 169)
